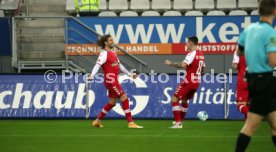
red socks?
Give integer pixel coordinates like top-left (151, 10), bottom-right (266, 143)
top-left (172, 102), bottom-right (181, 123)
top-left (122, 98), bottom-right (133, 123)
top-left (180, 102), bottom-right (189, 121)
top-left (97, 103), bottom-right (115, 120)
top-left (238, 104), bottom-right (249, 119)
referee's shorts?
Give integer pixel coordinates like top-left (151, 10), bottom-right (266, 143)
top-left (247, 71), bottom-right (276, 116)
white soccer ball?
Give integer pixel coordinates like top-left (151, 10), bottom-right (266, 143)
top-left (197, 111), bottom-right (209, 121)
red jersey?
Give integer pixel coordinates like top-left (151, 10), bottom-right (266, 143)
top-left (232, 52), bottom-right (247, 88)
top-left (183, 50), bottom-right (205, 88)
top-left (96, 50), bottom-right (120, 83)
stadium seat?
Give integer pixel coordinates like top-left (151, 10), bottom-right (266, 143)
top-left (152, 0), bottom-right (171, 10)
top-left (99, 0), bottom-right (107, 10)
top-left (120, 11), bottom-right (139, 16)
top-left (109, 0), bottom-right (128, 12)
top-left (98, 11), bottom-right (117, 17)
top-left (238, 0), bottom-right (258, 9)
top-left (130, 0), bottom-right (150, 12)
top-left (0, 10), bottom-right (4, 17)
top-left (195, 0), bottom-right (215, 10)
top-left (141, 11), bottom-right (160, 16)
top-left (163, 11), bottom-right (182, 16)
top-left (229, 10), bottom-right (248, 16)
top-left (217, 0), bottom-right (236, 9)
top-left (173, 0), bottom-right (193, 10)
top-left (185, 10), bottom-right (203, 16)
top-left (251, 10), bottom-right (259, 15)
top-left (207, 10), bottom-right (226, 16)
top-left (66, 0), bottom-right (75, 12)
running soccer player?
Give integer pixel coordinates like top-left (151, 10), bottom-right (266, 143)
top-left (235, 0), bottom-right (276, 151)
top-left (232, 51), bottom-right (249, 120)
top-left (164, 36), bottom-right (205, 129)
top-left (88, 34), bottom-right (143, 129)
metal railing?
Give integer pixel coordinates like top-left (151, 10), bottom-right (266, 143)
top-left (13, 16), bottom-right (147, 73)
top-left (65, 16), bottom-right (147, 73)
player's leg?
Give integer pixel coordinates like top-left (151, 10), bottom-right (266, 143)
top-left (236, 87), bottom-right (249, 119)
top-left (171, 95), bottom-right (182, 126)
top-left (267, 111), bottom-right (276, 146)
top-left (119, 94), bottom-right (143, 128)
top-left (180, 89), bottom-right (197, 122)
top-left (180, 99), bottom-right (188, 122)
top-left (237, 101), bottom-right (249, 120)
top-left (92, 98), bottom-right (117, 128)
top-left (119, 94), bottom-right (133, 123)
top-left (235, 112), bottom-right (263, 152)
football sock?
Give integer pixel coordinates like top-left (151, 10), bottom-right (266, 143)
top-left (97, 102), bottom-right (115, 120)
top-left (235, 133), bottom-right (251, 152)
top-left (272, 136), bottom-right (276, 146)
top-left (122, 98), bottom-right (133, 123)
top-left (172, 102), bottom-right (181, 123)
top-left (238, 104), bottom-right (249, 119)
top-left (180, 102), bottom-right (189, 121)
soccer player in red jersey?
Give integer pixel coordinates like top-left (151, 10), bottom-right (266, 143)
top-left (88, 35), bottom-right (143, 129)
top-left (232, 51), bottom-right (249, 120)
top-left (164, 36), bottom-right (205, 129)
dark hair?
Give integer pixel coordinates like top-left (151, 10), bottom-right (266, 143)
top-left (97, 34), bottom-right (112, 48)
top-left (258, 0), bottom-right (276, 16)
top-left (187, 36), bottom-right (198, 45)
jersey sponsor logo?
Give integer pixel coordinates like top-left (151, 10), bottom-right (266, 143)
top-left (270, 38), bottom-right (276, 46)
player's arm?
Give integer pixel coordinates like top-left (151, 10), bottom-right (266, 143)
top-left (232, 51), bottom-right (239, 70)
top-left (268, 53), bottom-right (276, 67)
top-left (267, 32), bottom-right (276, 67)
top-left (88, 51), bottom-right (107, 80)
top-left (118, 60), bottom-right (137, 79)
top-left (164, 60), bottom-right (187, 69)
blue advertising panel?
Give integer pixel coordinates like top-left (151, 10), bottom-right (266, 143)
top-left (0, 74), bottom-right (242, 120)
top-left (66, 16), bottom-right (267, 55)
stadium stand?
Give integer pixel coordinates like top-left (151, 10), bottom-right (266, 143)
top-left (152, 0), bottom-right (171, 11)
top-left (238, 0), bottom-right (258, 9)
top-left (141, 10), bottom-right (160, 16)
top-left (63, 0), bottom-right (259, 17)
top-left (229, 10), bottom-right (248, 16)
top-left (195, 0), bottom-right (215, 10)
top-left (98, 11), bottom-right (117, 16)
top-left (99, 0), bottom-right (107, 10)
top-left (207, 10), bottom-right (226, 16)
top-left (130, 0), bottom-right (150, 12)
top-left (251, 10), bottom-right (259, 15)
top-left (0, 0), bottom-right (20, 10)
top-left (173, 0), bottom-right (193, 10)
top-left (185, 10), bottom-right (203, 16)
top-left (109, 0), bottom-right (128, 12)
top-left (120, 10), bottom-right (139, 16)
top-left (163, 10), bottom-right (182, 16)
top-left (0, 10), bottom-right (4, 17)
top-left (66, 0), bottom-right (75, 13)
top-left (216, 0), bottom-right (237, 10)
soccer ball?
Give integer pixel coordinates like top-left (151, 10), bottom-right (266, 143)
top-left (197, 111), bottom-right (209, 121)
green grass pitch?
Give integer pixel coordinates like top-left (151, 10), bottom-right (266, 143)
top-left (0, 120), bottom-right (275, 152)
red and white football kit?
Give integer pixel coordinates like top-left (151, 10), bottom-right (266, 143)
top-left (232, 51), bottom-right (249, 119)
top-left (172, 50), bottom-right (205, 123)
top-left (174, 50), bottom-right (205, 100)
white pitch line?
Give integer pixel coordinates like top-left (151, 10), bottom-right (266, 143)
top-left (0, 134), bottom-right (269, 138)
